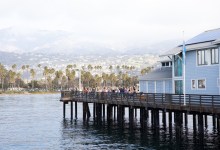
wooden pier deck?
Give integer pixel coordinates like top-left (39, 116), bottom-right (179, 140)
top-left (60, 90), bottom-right (220, 131)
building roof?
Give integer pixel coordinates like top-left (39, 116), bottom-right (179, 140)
top-left (185, 28), bottom-right (220, 45)
top-left (139, 67), bottom-right (172, 81)
top-left (160, 28), bottom-right (220, 56)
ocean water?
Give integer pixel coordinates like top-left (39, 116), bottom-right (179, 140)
top-left (0, 94), bottom-right (219, 150)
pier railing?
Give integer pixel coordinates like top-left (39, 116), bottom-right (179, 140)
top-left (60, 91), bottom-right (220, 114)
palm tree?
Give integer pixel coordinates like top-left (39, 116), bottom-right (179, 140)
top-left (141, 67), bottom-right (152, 75)
top-left (43, 66), bottom-right (49, 90)
top-left (94, 74), bottom-right (102, 87)
top-left (30, 69), bottom-right (36, 89)
top-left (16, 72), bottom-right (22, 89)
top-left (65, 68), bottom-right (75, 89)
top-left (87, 64), bottom-right (93, 71)
top-left (25, 65), bottom-right (30, 84)
top-left (61, 76), bottom-right (67, 90)
top-left (12, 64), bottom-right (17, 72)
top-left (8, 70), bottom-right (16, 89)
top-left (81, 71), bottom-right (93, 87)
top-left (0, 64), bottom-right (7, 90)
top-left (55, 70), bottom-right (63, 90)
top-left (109, 73), bottom-right (117, 86)
top-left (48, 68), bottom-right (55, 90)
top-left (37, 64), bottom-right (41, 80)
top-left (102, 73), bottom-right (109, 87)
top-left (21, 65), bottom-right (26, 83)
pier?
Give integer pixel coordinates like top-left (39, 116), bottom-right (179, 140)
top-left (60, 91), bottom-right (220, 131)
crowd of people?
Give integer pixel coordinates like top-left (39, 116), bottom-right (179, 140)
top-left (82, 86), bottom-right (139, 95)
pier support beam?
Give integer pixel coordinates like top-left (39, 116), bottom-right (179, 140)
top-left (154, 109), bottom-right (159, 127)
top-left (93, 103), bottom-right (96, 121)
top-left (213, 115), bottom-right (216, 128)
top-left (75, 102), bottom-right (77, 119)
top-left (129, 106), bottom-right (134, 128)
top-left (204, 115), bottom-right (207, 128)
top-left (83, 102), bottom-right (91, 121)
top-left (184, 112), bottom-right (188, 126)
top-left (169, 111), bottom-right (172, 126)
top-left (162, 109), bottom-right (166, 127)
top-left (63, 102), bottom-right (66, 118)
top-left (193, 114), bottom-right (197, 131)
top-left (103, 104), bottom-right (105, 119)
top-left (198, 114), bottom-right (204, 132)
top-left (70, 101), bottom-right (73, 120)
top-left (107, 104), bottom-right (113, 122)
top-left (217, 116), bottom-right (220, 131)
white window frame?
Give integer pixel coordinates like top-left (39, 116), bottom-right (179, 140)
top-left (191, 79), bottom-right (196, 90)
top-left (197, 79), bottom-right (206, 90)
top-left (211, 48), bottom-right (219, 64)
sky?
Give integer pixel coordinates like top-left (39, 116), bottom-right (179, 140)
top-left (0, 0), bottom-right (220, 52)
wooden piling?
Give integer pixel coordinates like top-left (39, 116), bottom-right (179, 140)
top-left (129, 106), bottom-right (134, 128)
top-left (114, 106), bottom-right (116, 121)
top-left (213, 115), bottom-right (216, 128)
top-left (63, 102), bottom-right (66, 118)
top-left (107, 104), bottom-right (113, 122)
top-left (204, 115), bottom-right (207, 128)
top-left (169, 111), bottom-right (172, 126)
top-left (151, 109), bottom-right (154, 126)
top-left (103, 104), bottom-right (105, 119)
top-left (193, 114), bottom-right (197, 131)
top-left (70, 101), bottom-right (73, 120)
top-left (83, 102), bottom-right (86, 121)
top-left (162, 109), bottom-right (166, 127)
top-left (184, 112), bottom-right (188, 126)
top-left (93, 103), bottom-right (96, 120)
top-left (198, 114), bottom-right (204, 132)
top-left (217, 117), bottom-right (220, 130)
top-left (75, 101), bottom-right (77, 119)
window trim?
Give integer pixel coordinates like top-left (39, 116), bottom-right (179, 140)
top-left (191, 79), bottom-right (196, 90)
top-left (197, 50), bottom-right (207, 66)
top-left (197, 49), bottom-right (219, 66)
top-left (211, 48), bottom-right (219, 64)
top-left (197, 78), bottom-right (206, 90)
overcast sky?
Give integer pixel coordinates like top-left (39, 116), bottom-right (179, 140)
top-left (0, 0), bottom-right (220, 51)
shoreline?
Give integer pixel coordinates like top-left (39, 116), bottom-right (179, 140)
top-left (0, 91), bottom-right (60, 96)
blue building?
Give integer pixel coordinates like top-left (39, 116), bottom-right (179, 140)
top-left (139, 28), bottom-right (220, 95)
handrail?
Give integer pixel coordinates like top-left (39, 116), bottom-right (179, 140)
top-left (60, 90), bottom-right (220, 114)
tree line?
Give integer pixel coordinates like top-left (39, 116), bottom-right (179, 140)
top-left (0, 63), bottom-right (152, 91)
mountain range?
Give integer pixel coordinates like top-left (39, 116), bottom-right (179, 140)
top-left (0, 27), bottom-right (180, 68)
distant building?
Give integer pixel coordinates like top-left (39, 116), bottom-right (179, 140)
top-left (139, 28), bottom-right (220, 95)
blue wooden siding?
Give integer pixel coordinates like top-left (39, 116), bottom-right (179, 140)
top-left (165, 80), bottom-right (172, 93)
top-left (185, 50), bottom-right (219, 95)
top-left (156, 81), bottom-right (163, 93)
top-left (139, 80), bottom-right (147, 93)
top-left (148, 81), bottom-right (155, 93)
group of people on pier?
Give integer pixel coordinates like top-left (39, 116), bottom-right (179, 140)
top-left (70, 86), bottom-right (140, 99)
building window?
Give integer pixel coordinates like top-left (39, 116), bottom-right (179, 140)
top-left (197, 49), bottom-right (218, 65)
top-left (174, 55), bottom-right (182, 77)
top-left (198, 79), bottom-right (206, 89)
top-left (175, 80), bottom-right (183, 94)
top-left (197, 50), bottom-right (210, 65)
top-left (191, 79), bottom-right (196, 89)
top-left (211, 48), bottom-right (219, 64)
top-left (162, 62), bottom-right (171, 67)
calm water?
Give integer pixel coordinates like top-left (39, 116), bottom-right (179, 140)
top-left (0, 94), bottom-right (220, 150)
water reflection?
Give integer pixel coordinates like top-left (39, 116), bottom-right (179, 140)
top-left (60, 117), bottom-right (220, 150)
